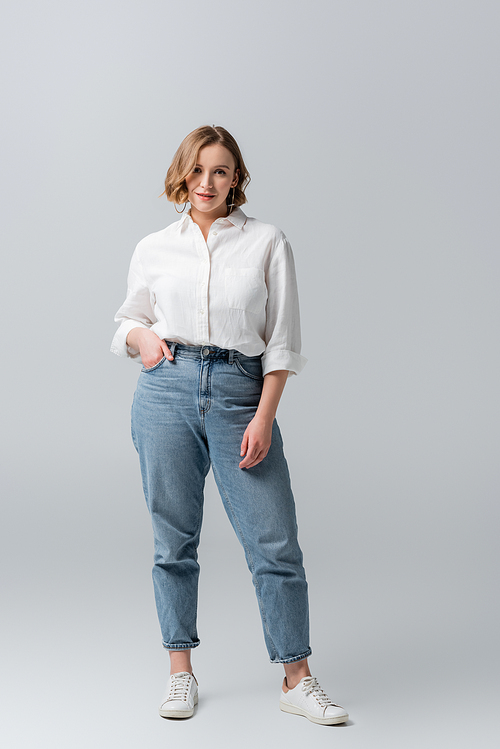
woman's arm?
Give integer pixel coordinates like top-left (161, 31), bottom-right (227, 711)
top-left (260, 233), bottom-right (307, 377)
top-left (239, 369), bottom-right (288, 469)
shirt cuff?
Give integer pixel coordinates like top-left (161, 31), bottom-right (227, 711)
top-left (261, 349), bottom-right (308, 377)
top-left (110, 320), bottom-right (149, 360)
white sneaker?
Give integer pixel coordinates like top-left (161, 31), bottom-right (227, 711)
top-left (279, 676), bottom-right (349, 725)
top-left (159, 672), bottom-right (198, 718)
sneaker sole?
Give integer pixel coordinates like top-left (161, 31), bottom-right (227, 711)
top-left (279, 700), bottom-right (348, 725)
top-left (159, 693), bottom-right (198, 719)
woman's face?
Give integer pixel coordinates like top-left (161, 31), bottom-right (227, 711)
top-left (185, 144), bottom-right (239, 219)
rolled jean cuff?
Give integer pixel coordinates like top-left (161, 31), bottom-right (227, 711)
top-left (162, 640), bottom-right (201, 650)
top-left (270, 647), bottom-right (312, 664)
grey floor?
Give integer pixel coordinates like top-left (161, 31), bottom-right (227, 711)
top-left (3, 583), bottom-right (498, 749)
top-left (3, 468), bottom-right (498, 749)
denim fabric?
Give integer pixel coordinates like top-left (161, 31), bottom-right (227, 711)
top-left (131, 342), bottom-right (311, 664)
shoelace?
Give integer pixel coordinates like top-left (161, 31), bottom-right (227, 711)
top-left (166, 672), bottom-right (192, 702)
top-left (301, 676), bottom-right (336, 707)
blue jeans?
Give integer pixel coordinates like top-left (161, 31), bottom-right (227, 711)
top-left (131, 342), bottom-right (311, 664)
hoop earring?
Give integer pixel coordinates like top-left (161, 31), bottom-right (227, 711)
top-left (174, 202), bottom-right (187, 214)
top-left (227, 187), bottom-right (235, 214)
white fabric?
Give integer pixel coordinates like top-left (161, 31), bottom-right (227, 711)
top-left (110, 207), bottom-right (307, 377)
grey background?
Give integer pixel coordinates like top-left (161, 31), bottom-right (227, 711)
top-left (1, 1), bottom-right (498, 747)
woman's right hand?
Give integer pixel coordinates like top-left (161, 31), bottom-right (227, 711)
top-left (126, 328), bottom-right (173, 368)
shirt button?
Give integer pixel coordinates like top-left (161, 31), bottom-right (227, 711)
top-left (199, 309), bottom-right (204, 315)
top-left (212, 231), bottom-right (218, 236)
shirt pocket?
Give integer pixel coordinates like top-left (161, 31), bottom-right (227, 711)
top-left (225, 267), bottom-right (267, 315)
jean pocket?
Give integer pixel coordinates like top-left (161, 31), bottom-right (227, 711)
top-left (141, 356), bottom-right (166, 373)
top-left (225, 267), bottom-right (267, 314)
top-left (234, 356), bottom-right (263, 380)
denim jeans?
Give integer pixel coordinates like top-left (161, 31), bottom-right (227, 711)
top-left (131, 342), bottom-right (311, 664)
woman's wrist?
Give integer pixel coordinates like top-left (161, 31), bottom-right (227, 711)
top-left (254, 408), bottom-right (276, 424)
top-left (126, 326), bottom-right (149, 350)
top-left (256, 370), bottom-right (288, 421)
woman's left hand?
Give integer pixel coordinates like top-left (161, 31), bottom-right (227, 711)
top-left (239, 415), bottom-right (273, 469)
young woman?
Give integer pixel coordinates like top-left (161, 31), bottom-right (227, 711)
top-left (111, 125), bottom-right (348, 725)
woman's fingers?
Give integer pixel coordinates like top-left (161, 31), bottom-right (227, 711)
top-left (239, 447), bottom-right (268, 469)
top-left (239, 439), bottom-right (269, 469)
top-left (240, 430), bottom-right (249, 457)
top-left (161, 340), bottom-right (174, 360)
top-left (239, 417), bottom-right (272, 468)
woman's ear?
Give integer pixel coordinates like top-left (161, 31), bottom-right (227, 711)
top-left (231, 168), bottom-right (240, 188)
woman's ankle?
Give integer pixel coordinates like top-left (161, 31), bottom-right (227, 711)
top-left (169, 650), bottom-right (193, 675)
top-left (283, 658), bottom-right (311, 690)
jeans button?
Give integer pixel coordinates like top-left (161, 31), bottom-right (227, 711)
top-left (202, 347), bottom-right (210, 356)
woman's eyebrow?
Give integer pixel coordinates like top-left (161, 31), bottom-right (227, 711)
top-left (195, 163), bottom-right (230, 169)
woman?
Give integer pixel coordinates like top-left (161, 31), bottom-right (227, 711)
top-left (111, 125), bottom-right (348, 725)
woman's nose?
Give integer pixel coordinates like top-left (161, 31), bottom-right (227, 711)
top-left (200, 172), bottom-right (213, 189)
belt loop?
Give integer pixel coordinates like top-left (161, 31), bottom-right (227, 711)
top-left (228, 348), bottom-right (235, 364)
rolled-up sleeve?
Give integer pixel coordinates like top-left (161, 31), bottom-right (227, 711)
top-left (110, 247), bottom-right (156, 360)
top-left (261, 233), bottom-right (308, 377)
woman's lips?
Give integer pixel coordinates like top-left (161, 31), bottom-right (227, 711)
top-left (196, 193), bottom-right (216, 201)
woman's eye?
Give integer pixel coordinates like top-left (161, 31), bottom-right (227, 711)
top-left (192, 167), bottom-right (226, 175)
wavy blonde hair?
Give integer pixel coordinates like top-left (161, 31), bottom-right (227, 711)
top-left (164, 125), bottom-right (250, 208)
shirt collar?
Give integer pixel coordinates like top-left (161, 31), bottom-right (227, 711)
top-left (223, 206), bottom-right (247, 229)
top-left (178, 206), bottom-right (247, 230)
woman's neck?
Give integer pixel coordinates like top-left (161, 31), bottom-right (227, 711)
top-left (189, 205), bottom-right (230, 241)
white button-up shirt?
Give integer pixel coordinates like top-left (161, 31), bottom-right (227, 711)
top-left (110, 207), bottom-right (307, 377)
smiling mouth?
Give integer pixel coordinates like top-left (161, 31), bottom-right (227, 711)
top-left (196, 193), bottom-right (216, 198)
